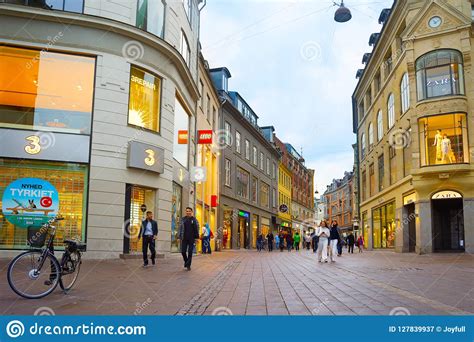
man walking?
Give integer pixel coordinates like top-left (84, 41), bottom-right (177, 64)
top-left (266, 232), bottom-right (274, 252)
top-left (347, 232), bottom-right (355, 254)
top-left (138, 211), bottom-right (158, 267)
top-left (179, 207), bottom-right (200, 271)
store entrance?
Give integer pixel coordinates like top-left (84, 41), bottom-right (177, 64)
top-left (124, 185), bottom-right (155, 254)
top-left (432, 198), bottom-right (465, 252)
top-left (237, 211), bottom-right (250, 249)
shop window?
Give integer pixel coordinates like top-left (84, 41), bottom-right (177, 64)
top-left (136, 0), bottom-right (165, 38)
top-left (173, 96), bottom-right (190, 168)
top-left (0, 159), bottom-right (88, 250)
top-left (372, 202), bottom-right (395, 249)
top-left (0, 46), bottom-right (95, 135)
top-left (171, 182), bottom-right (182, 253)
top-left (418, 113), bottom-right (469, 166)
top-left (236, 167), bottom-right (250, 199)
top-left (416, 49), bottom-right (465, 100)
top-left (260, 182), bottom-right (269, 208)
top-left (128, 65), bottom-right (161, 132)
top-left (377, 110), bottom-right (383, 141)
top-left (400, 72), bottom-right (410, 113)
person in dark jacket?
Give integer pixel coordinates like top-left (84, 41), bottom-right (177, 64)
top-left (311, 231), bottom-right (319, 253)
top-left (279, 231), bottom-right (285, 252)
top-left (286, 233), bottom-right (293, 252)
top-left (138, 211), bottom-right (158, 267)
top-left (178, 207), bottom-right (200, 271)
top-left (329, 220), bottom-right (340, 262)
top-left (347, 232), bottom-right (355, 253)
top-left (266, 232), bottom-right (274, 252)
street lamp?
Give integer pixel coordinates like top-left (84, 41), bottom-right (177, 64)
top-left (334, 1), bottom-right (352, 23)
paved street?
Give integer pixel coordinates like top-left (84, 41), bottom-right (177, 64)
top-left (0, 249), bottom-right (473, 316)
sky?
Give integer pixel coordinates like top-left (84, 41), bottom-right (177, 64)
top-left (200, 0), bottom-right (394, 195)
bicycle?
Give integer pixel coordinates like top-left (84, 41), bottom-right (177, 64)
top-left (7, 215), bottom-right (86, 299)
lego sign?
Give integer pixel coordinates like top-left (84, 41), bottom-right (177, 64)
top-left (178, 130), bottom-right (188, 144)
top-left (197, 130), bottom-right (213, 144)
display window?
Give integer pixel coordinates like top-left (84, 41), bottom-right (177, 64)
top-left (171, 182), bottom-right (182, 253)
top-left (173, 95), bottom-right (190, 168)
top-left (0, 159), bottom-right (88, 250)
top-left (128, 65), bottom-right (161, 133)
top-left (0, 46), bottom-right (95, 135)
top-left (222, 209), bottom-right (233, 249)
top-left (252, 214), bottom-right (258, 249)
top-left (261, 217), bottom-right (270, 237)
top-left (372, 201), bottom-right (395, 249)
top-left (418, 113), bottom-right (469, 166)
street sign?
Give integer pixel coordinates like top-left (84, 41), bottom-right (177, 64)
top-left (190, 167), bottom-right (207, 182)
top-left (140, 204), bottom-right (147, 213)
top-left (279, 204), bottom-right (288, 213)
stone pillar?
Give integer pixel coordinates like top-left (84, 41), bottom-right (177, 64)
top-left (366, 212), bottom-right (373, 251)
top-left (463, 198), bottom-right (474, 254)
top-left (396, 206), bottom-right (408, 253)
top-left (415, 200), bottom-right (432, 254)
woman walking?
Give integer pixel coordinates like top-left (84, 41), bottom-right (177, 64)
top-left (357, 235), bottom-right (364, 253)
top-left (329, 220), bottom-right (340, 262)
top-left (279, 231), bottom-right (285, 252)
top-left (316, 221), bottom-right (330, 263)
top-left (286, 233), bottom-right (293, 252)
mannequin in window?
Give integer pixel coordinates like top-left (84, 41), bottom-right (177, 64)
top-left (441, 134), bottom-right (454, 164)
top-left (433, 129), bottom-right (443, 163)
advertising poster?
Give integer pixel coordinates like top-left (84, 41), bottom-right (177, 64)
top-left (2, 178), bottom-right (59, 228)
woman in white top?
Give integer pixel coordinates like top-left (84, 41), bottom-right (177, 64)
top-left (316, 221), bottom-right (330, 263)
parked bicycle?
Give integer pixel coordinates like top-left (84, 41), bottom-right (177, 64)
top-left (7, 215), bottom-right (86, 299)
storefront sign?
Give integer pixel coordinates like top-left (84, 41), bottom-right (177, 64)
top-left (0, 129), bottom-right (90, 163)
top-left (403, 193), bottom-right (417, 205)
top-left (239, 210), bottom-right (249, 218)
top-left (197, 130), bottom-right (213, 144)
top-left (190, 167), bottom-right (207, 182)
top-left (431, 190), bottom-right (462, 200)
top-left (2, 178), bottom-right (59, 228)
top-left (279, 204), bottom-right (288, 213)
top-left (178, 130), bottom-right (188, 144)
top-left (127, 141), bottom-right (164, 174)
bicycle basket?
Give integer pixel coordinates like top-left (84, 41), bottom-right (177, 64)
top-left (27, 226), bottom-right (48, 248)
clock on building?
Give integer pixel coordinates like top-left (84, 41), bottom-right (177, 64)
top-left (428, 16), bottom-right (442, 28)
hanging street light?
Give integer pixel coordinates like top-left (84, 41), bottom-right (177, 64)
top-left (334, 1), bottom-right (352, 23)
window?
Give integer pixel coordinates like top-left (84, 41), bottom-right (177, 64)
top-left (236, 167), bottom-right (250, 199)
top-left (374, 72), bottom-right (381, 94)
top-left (260, 182), bottom-right (270, 208)
top-left (418, 113), bottom-right (469, 166)
top-left (182, 0), bottom-right (192, 24)
top-left (128, 66), bottom-right (161, 132)
top-left (225, 159), bottom-right (231, 186)
top-left (366, 88), bottom-right (372, 108)
top-left (245, 140), bottom-right (250, 160)
top-left (384, 50), bottom-right (393, 75)
top-left (416, 50), bottom-right (465, 100)
top-left (387, 93), bottom-right (395, 129)
top-left (361, 133), bottom-right (366, 159)
top-left (173, 96), bottom-right (190, 168)
top-left (198, 80), bottom-right (203, 108)
top-left (224, 122), bottom-right (231, 145)
top-left (253, 146), bottom-right (257, 165)
top-left (403, 133), bottom-right (412, 177)
top-left (136, 0), bottom-right (165, 38)
top-left (372, 201), bottom-right (396, 248)
top-left (378, 154), bottom-right (384, 191)
top-left (212, 106), bottom-right (216, 131)
top-left (272, 188), bottom-right (276, 208)
top-left (400, 72), bottom-right (410, 113)
top-left (377, 110), bottom-right (383, 141)
top-left (361, 170), bottom-right (367, 202)
top-left (266, 158), bottom-right (270, 175)
top-left (0, 46), bottom-right (95, 135)
top-left (368, 123), bottom-right (374, 149)
top-left (252, 176), bottom-right (258, 202)
top-left (45, 0), bottom-right (84, 12)
top-left (272, 163), bottom-right (276, 179)
top-left (358, 102), bottom-right (365, 121)
top-left (206, 94), bottom-right (211, 122)
top-left (235, 131), bottom-right (241, 153)
top-left (180, 31), bottom-right (191, 67)
top-left (260, 152), bottom-right (264, 170)
top-left (369, 163), bottom-right (375, 197)
top-left (389, 146), bottom-right (397, 184)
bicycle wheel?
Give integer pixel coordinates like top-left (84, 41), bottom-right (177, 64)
top-left (59, 251), bottom-right (81, 292)
top-left (7, 250), bottom-right (60, 299)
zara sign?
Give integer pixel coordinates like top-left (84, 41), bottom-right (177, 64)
top-left (431, 190), bottom-right (462, 200)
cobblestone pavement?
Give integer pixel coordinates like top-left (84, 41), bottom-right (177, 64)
top-left (0, 249), bottom-right (472, 316)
